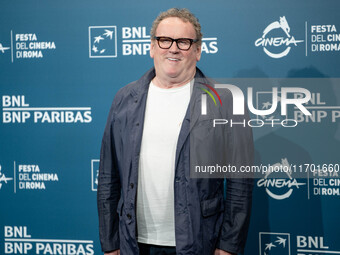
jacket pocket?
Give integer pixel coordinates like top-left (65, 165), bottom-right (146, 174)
top-left (192, 118), bottom-right (215, 141)
top-left (200, 196), bottom-right (224, 217)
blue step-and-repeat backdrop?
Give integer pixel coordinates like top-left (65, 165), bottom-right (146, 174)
top-left (1, 0), bottom-right (339, 254)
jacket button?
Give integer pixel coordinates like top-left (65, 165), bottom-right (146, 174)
top-left (127, 214), bottom-right (132, 220)
top-left (136, 123), bottom-right (139, 126)
top-left (130, 183), bottom-right (134, 189)
top-left (135, 100), bottom-right (138, 103)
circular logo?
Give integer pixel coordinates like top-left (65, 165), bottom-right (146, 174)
top-left (255, 16), bottom-right (303, 58)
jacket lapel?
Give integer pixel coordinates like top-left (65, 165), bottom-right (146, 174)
top-left (128, 68), bottom-right (155, 180)
top-left (174, 68), bottom-right (211, 170)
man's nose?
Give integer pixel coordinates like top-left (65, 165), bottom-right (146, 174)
top-left (169, 41), bottom-right (180, 52)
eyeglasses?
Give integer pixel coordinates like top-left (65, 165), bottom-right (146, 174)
top-left (153, 36), bottom-right (198, 51)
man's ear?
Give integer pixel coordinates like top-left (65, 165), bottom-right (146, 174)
top-left (196, 45), bottom-right (202, 62)
top-left (150, 41), bottom-right (155, 59)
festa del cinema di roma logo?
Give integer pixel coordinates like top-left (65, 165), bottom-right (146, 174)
top-left (255, 16), bottom-right (303, 58)
top-left (0, 165), bottom-right (13, 189)
top-left (0, 42), bottom-right (10, 54)
top-left (257, 158), bottom-right (306, 200)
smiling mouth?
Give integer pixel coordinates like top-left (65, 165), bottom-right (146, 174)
top-left (167, 57), bottom-right (181, 61)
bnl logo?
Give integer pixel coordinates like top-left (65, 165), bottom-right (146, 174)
top-left (259, 232), bottom-right (290, 255)
top-left (91, 159), bottom-right (99, 191)
top-left (88, 26), bottom-right (117, 58)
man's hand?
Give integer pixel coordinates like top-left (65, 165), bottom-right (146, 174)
top-left (214, 249), bottom-right (235, 255)
top-left (104, 250), bottom-right (120, 255)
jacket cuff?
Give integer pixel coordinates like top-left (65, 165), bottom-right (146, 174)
top-left (101, 239), bottom-right (120, 253)
top-left (215, 240), bottom-right (239, 255)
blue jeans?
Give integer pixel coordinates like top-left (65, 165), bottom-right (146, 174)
top-left (138, 242), bottom-right (176, 255)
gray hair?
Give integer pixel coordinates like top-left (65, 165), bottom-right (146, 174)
top-left (150, 8), bottom-right (203, 46)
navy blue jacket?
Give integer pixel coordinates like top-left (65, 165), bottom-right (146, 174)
top-left (97, 68), bottom-right (254, 255)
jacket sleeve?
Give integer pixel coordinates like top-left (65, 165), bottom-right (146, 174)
top-left (97, 99), bottom-right (121, 252)
top-left (216, 102), bottom-right (254, 254)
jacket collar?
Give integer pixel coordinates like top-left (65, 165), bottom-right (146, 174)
top-left (130, 67), bottom-right (211, 130)
top-left (130, 68), bottom-right (155, 97)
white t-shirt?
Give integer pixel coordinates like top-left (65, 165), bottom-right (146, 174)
top-left (136, 80), bottom-right (191, 246)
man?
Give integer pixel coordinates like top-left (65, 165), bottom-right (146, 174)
top-left (97, 8), bottom-right (254, 255)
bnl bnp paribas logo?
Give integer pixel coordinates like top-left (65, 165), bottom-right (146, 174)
top-left (1, 95), bottom-right (92, 124)
top-left (88, 26), bottom-right (117, 58)
top-left (255, 16), bottom-right (303, 58)
top-left (88, 25), bottom-right (218, 58)
top-left (260, 232), bottom-right (338, 255)
top-left (260, 232), bottom-right (290, 255)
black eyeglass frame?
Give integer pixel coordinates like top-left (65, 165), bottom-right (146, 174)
top-left (153, 36), bottom-right (199, 51)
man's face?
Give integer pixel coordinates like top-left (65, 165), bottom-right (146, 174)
top-left (150, 17), bottom-right (201, 84)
